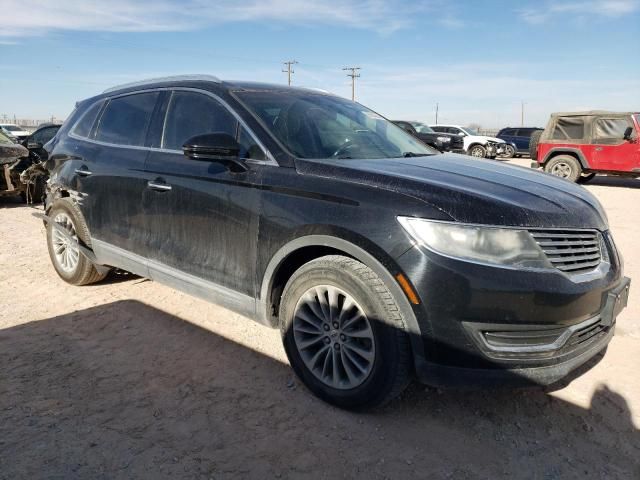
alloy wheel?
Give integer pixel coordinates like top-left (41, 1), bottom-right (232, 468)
top-left (51, 212), bottom-right (80, 273)
top-left (292, 285), bottom-right (376, 390)
top-left (550, 161), bottom-right (573, 178)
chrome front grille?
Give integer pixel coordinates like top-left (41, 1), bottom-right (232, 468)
top-left (529, 229), bottom-right (602, 274)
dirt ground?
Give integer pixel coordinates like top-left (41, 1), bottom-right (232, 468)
top-left (1, 162), bottom-right (639, 479)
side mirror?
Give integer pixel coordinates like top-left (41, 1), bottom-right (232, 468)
top-left (183, 133), bottom-right (247, 172)
top-left (623, 126), bottom-right (634, 141)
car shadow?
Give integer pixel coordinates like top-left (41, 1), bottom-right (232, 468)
top-left (0, 300), bottom-right (637, 479)
top-left (587, 176), bottom-right (640, 189)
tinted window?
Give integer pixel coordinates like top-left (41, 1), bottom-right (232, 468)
top-left (594, 118), bottom-right (633, 140)
top-left (96, 93), bottom-right (159, 146)
top-left (72, 101), bottom-right (103, 138)
top-left (431, 126), bottom-right (445, 132)
top-left (552, 117), bottom-right (585, 140)
top-left (162, 92), bottom-right (238, 150)
top-left (30, 126), bottom-right (59, 144)
top-left (501, 129), bottom-right (514, 136)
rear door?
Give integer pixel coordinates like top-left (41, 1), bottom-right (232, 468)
top-left (591, 116), bottom-right (638, 172)
top-left (78, 91), bottom-right (161, 261)
top-left (143, 89), bottom-right (270, 305)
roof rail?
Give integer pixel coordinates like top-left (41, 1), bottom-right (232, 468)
top-left (103, 74), bottom-right (221, 94)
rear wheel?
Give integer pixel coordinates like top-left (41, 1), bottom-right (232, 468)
top-left (544, 155), bottom-right (582, 182)
top-left (46, 198), bottom-right (108, 285)
top-left (529, 130), bottom-right (543, 159)
top-left (279, 255), bottom-right (411, 410)
top-left (502, 144), bottom-right (516, 159)
top-left (469, 145), bottom-right (487, 158)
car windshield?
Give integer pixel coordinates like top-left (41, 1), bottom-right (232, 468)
top-left (410, 122), bottom-right (435, 134)
top-left (2, 125), bottom-right (21, 132)
top-left (0, 131), bottom-right (14, 145)
top-left (236, 91), bottom-right (437, 159)
top-left (461, 127), bottom-right (479, 136)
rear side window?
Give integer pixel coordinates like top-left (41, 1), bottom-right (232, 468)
top-left (96, 92), bottom-right (159, 146)
top-left (552, 117), bottom-right (585, 140)
top-left (594, 117), bottom-right (633, 142)
top-left (162, 91), bottom-right (238, 150)
top-left (72, 101), bottom-right (103, 138)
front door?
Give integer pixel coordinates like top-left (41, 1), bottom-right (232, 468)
top-left (591, 116), bottom-right (639, 172)
top-left (143, 89), bottom-right (270, 307)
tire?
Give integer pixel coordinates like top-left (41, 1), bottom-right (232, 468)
top-left (279, 255), bottom-right (411, 410)
top-left (502, 144), bottom-right (516, 159)
top-left (529, 130), bottom-right (543, 160)
top-left (577, 172), bottom-right (596, 184)
top-left (46, 198), bottom-right (108, 285)
top-left (544, 155), bottom-right (582, 182)
top-left (468, 144), bottom-right (487, 158)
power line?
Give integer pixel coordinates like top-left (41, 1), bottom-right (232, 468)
top-left (342, 67), bottom-right (361, 101)
top-left (282, 60), bottom-right (298, 86)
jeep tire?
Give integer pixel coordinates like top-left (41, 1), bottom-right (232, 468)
top-left (544, 155), bottom-right (582, 182)
top-left (529, 130), bottom-right (542, 160)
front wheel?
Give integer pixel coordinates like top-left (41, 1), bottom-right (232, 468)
top-left (469, 145), bottom-right (487, 158)
top-left (279, 255), bottom-right (411, 410)
top-left (502, 144), bottom-right (516, 159)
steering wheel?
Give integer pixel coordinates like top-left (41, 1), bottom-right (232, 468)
top-left (331, 140), bottom-right (360, 158)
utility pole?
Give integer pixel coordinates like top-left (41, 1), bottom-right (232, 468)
top-left (435, 103), bottom-right (439, 124)
top-left (521, 100), bottom-right (526, 127)
top-left (282, 60), bottom-right (298, 86)
top-left (342, 67), bottom-right (361, 101)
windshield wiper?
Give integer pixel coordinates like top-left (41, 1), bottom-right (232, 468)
top-left (403, 152), bottom-right (431, 157)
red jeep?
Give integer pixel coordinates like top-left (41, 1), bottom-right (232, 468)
top-left (530, 111), bottom-right (640, 183)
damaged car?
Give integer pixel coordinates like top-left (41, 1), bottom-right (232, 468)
top-left (40, 76), bottom-right (630, 410)
top-left (1, 130), bottom-right (33, 201)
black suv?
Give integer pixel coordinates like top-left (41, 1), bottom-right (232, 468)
top-left (393, 120), bottom-right (464, 153)
top-left (42, 76), bottom-right (630, 410)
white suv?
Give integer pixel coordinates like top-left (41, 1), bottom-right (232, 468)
top-left (430, 124), bottom-right (506, 159)
top-left (0, 124), bottom-right (30, 140)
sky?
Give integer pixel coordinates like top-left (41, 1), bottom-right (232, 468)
top-left (1, 0), bottom-right (639, 128)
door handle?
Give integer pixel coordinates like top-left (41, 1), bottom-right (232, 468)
top-left (147, 180), bottom-right (172, 192)
top-left (595, 147), bottom-right (603, 151)
top-left (75, 167), bottom-right (92, 176)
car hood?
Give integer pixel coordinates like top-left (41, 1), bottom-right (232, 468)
top-left (0, 143), bottom-right (28, 165)
top-left (296, 154), bottom-right (608, 230)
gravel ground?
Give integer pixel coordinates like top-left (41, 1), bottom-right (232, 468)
top-left (1, 162), bottom-right (639, 479)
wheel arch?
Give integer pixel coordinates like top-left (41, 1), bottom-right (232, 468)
top-left (542, 148), bottom-right (590, 170)
top-left (258, 234), bottom-right (426, 364)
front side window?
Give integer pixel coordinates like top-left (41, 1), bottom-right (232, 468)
top-left (96, 92), bottom-right (159, 146)
top-left (594, 117), bottom-right (634, 143)
top-left (552, 117), bottom-right (585, 140)
top-left (162, 91), bottom-right (266, 160)
top-left (411, 122), bottom-right (435, 134)
top-left (236, 91), bottom-right (435, 159)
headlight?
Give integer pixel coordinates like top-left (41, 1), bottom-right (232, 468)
top-left (398, 217), bottom-right (552, 268)
top-left (436, 136), bottom-right (451, 142)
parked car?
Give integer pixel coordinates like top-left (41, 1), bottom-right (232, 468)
top-left (0, 124), bottom-right (30, 140)
top-left (430, 124), bottom-right (507, 158)
top-left (496, 127), bottom-right (543, 158)
top-left (0, 130), bottom-right (30, 200)
top-left (393, 121), bottom-right (464, 153)
top-left (530, 111), bottom-right (640, 183)
top-left (21, 123), bottom-right (61, 162)
top-left (42, 76), bottom-right (629, 410)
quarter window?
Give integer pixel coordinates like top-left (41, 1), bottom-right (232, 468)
top-left (72, 101), bottom-right (103, 138)
top-left (96, 92), bottom-right (159, 146)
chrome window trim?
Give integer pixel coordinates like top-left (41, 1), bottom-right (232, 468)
top-left (69, 87), bottom-right (277, 166)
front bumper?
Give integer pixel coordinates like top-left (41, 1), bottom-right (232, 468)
top-left (396, 239), bottom-right (629, 387)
